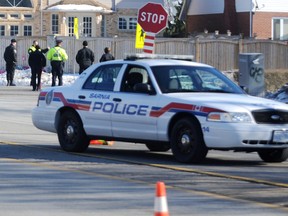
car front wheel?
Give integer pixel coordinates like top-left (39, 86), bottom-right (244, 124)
top-left (170, 118), bottom-right (208, 163)
top-left (57, 110), bottom-right (90, 152)
top-left (257, 148), bottom-right (288, 162)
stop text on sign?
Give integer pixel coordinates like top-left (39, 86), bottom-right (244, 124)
top-left (139, 12), bottom-right (166, 25)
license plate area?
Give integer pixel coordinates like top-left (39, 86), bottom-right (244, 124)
top-left (272, 130), bottom-right (288, 143)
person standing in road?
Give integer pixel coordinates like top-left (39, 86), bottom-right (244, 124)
top-left (4, 39), bottom-right (17, 86)
top-left (76, 40), bottom-right (95, 74)
top-left (47, 39), bottom-right (68, 86)
top-left (28, 45), bottom-right (46, 91)
top-left (99, 47), bottom-right (115, 62)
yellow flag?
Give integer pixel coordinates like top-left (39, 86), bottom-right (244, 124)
top-left (135, 23), bottom-right (146, 49)
top-left (74, 17), bottom-right (79, 39)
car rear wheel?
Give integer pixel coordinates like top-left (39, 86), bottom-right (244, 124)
top-left (257, 148), bottom-right (288, 162)
top-left (57, 110), bottom-right (90, 152)
top-left (145, 143), bottom-right (171, 152)
top-left (171, 118), bottom-right (208, 163)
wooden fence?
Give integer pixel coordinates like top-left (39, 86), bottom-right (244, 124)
top-left (0, 36), bottom-right (287, 73)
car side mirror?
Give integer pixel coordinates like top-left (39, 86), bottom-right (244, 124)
top-left (134, 83), bottom-right (155, 95)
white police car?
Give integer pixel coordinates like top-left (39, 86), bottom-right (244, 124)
top-left (32, 54), bottom-right (288, 163)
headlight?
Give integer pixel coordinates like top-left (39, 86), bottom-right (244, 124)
top-left (207, 112), bottom-right (252, 122)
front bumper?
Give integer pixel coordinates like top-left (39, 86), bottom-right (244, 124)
top-left (203, 122), bottom-right (288, 149)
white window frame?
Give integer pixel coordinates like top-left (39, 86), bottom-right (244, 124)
top-left (10, 13), bottom-right (19, 19)
top-left (118, 16), bottom-right (137, 31)
top-left (65, 14), bottom-right (94, 37)
top-left (10, 25), bottom-right (19, 36)
top-left (83, 16), bottom-right (92, 37)
top-left (0, 25), bottom-right (5, 36)
top-left (0, 13), bottom-right (6, 19)
top-left (24, 25), bottom-right (32, 36)
top-left (24, 14), bottom-right (33, 19)
top-left (272, 17), bottom-right (288, 40)
top-left (68, 16), bottom-right (75, 37)
top-left (51, 14), bottom-right (59, 34)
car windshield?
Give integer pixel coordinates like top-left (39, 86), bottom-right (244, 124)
top-left (151, 65), bottom-right (244, 94)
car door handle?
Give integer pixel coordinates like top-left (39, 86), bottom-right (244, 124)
top-left (113, 98), bottom-right (122, 102)
top-left (78, 95), bottom-right (86, 99)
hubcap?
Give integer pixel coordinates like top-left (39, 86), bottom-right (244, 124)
top-left (181, 134), bottom-right (191, 147)
top-left (66, 125), bottom-right (74, 138)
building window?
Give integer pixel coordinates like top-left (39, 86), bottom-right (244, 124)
top-left (0, 25), bottom-right (5, 36)
top-left (273, 18), bottom-right (288, 40)
top-left (24, 14), bottom-right (32, 19)
top-left (52, 14), bottom-right (59, 34)
top-left (83, 17), bottom-right (92, 37)
top-left (68, 17), bottom-right (75, 37)
top-left (0, 0), bottom-right (32, 7)
top-left (10, 14), bottom-right (19, 19)
top-left (24, 25), bottom-right (32, 36)
top-left (10, 25), bottom-right (19, 36)
top-left (118, 16), bottom-right (137, 31)
top-left (129, 17), bottom-right (137, 30)
top-left (101, 15), bottom-right (105, 37)
top-left (0, 14), bottom-right (6, 19)
top-left (118, 17), bottom-right (127, 30)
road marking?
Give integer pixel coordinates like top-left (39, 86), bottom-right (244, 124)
top-left (0, 156), bottom-right (287, 212)
top-left (2, 141), bottom-right (288, 188)
top-left (1, 141), bottom-right (288, 211)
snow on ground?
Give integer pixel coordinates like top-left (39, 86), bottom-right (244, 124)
top-left (0, 67), bottom-right (78, 87)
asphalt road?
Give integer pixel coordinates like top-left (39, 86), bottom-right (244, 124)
top-left (0, 86), bottom-right (288, 216)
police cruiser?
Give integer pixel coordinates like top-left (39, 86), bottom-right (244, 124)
top-left (32, 54), bottom-right (288, 163)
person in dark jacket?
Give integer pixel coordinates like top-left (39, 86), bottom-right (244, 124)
top-left (4, 39), bottom-right (17, 86)
top-left (28, 40), bottom-right (50, 55)
top-left (28, 45), bottom-right (46, 91)
top-left (28, 40), bottom-right (49, 86)
top-left (76, 40), bottom-right (95, 74)
top-left (99, 47), bottom-right (115, 62)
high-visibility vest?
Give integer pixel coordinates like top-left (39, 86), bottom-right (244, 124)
top-left (28, 46), bottom-right (36, 54)
top-left (47, 46), bottom-right (68, 62)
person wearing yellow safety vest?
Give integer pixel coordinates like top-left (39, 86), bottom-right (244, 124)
top-left (28, 40), bottom-right (49, 55)
top-left (47, 39), bottom-right (68, 86)
top-left (28, 40), bottom-right (37, 55)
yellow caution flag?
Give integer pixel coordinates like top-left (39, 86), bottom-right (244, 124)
top-left (135, 23), bottom-right (146, 49)
top-left (74, 17), bottom-right (79, 39)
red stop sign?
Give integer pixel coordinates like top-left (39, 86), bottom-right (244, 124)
top-left (138, 3), bottom-right (168, 34)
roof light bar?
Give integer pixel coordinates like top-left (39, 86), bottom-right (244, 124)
top-left (125, 53), bottom-right (194, 61)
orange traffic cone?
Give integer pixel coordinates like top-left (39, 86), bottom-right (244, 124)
top-left (90, 140), bottom-right (115, 145)
top-left (154, 181), bottom-right (169, 216)
top-left (90, 140), bottom-right (105, 145)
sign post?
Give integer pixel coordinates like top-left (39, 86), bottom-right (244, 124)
top-left (137, 3), bottom-right (168, 53)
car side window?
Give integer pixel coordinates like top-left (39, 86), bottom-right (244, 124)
top-left (83, 64), bottom-right (122, 91)
top-left (121, 66), bottom-right (150, 92)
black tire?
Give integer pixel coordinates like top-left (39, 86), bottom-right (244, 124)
top-left (257, 148), bottom-right (288, 162)
top-left (57, 110), bottom-right (90, 152)
top-left (145, 143), bottom-right (171, 152)
top-left (170, 118), bottom-right (208, 163)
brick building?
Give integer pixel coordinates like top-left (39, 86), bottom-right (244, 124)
top-left (0, 0), bottom-right (163, 38)
top-left (182, 0), bottom-right (288, 40)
